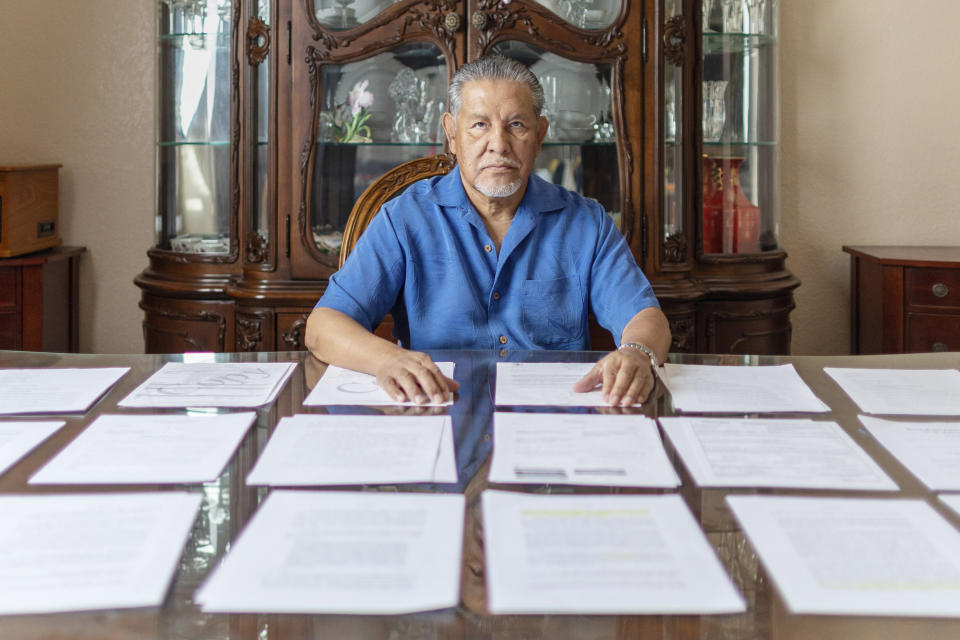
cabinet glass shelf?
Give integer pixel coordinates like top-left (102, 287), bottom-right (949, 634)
top-left (702, 33), bottom-right (776, 55)
top-left (159, 141), bottom-right (230, 147)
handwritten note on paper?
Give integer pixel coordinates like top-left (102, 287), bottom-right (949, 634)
top-left (304, 363), bottom-right (455, 406)
top-left (118, 362), bottom-right (296, 408)
top-left (0, 368), bottom-right (129, 414)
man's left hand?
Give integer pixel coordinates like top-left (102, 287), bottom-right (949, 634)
top-left (572, 348), bottom-right (656, 407)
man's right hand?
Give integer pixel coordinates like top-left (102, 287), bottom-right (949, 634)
top-left (375, 350), bottom-right (459, 404)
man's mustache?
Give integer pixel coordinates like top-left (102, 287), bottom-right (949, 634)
top-left (480, 157), bottom-right (521, 169)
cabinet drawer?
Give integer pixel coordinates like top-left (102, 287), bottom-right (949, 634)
top-left (906, 312), bottom-right (960, 352)
top-left (906, 267), bottom-right (960, 309)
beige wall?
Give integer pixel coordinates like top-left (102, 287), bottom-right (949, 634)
top-left (1, 0), bottom-right (958, 354)
top-left (0, 0), bottom-right (154, 353)
top-left (781, 0), bottom-right (960, 354)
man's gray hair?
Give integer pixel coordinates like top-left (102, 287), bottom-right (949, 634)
top-left (447, 55), bottom-right (545, 119)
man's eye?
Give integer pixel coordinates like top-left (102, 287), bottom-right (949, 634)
top-left (511, 121), bottom-right (526, 128)
top-left (472, 121), bottom-right (487, 129)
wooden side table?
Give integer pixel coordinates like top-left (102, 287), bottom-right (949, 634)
top-left (843, 246), bottom-right (960, 354)
top-left (0, 246), bottom-right (85, 352)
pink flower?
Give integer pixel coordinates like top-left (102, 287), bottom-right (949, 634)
top-left (347, 79), bottom-right (374, 117)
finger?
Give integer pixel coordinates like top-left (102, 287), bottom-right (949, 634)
top-left (379, 376), bottom-right (407, 403)
top-left (620, 368), bottom-right (650, 407)
top-left (395, 369), bottom-right (429, 404)
top-left (606, 359), bottom-right (637, 406)
top-left (414, 357), bottom-right (457, 403)
top-left (601, 358), bottom-right (620, 403)
top-left (572, 363), bottom-right (603, 393)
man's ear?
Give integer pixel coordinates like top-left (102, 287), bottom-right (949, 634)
top-left (441, 112), bottom-right (457, 155)
top-left (536, 115), bottom-right (549, 146)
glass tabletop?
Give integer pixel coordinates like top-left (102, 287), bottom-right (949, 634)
top-left (1, 348), bottom-right (960, 639)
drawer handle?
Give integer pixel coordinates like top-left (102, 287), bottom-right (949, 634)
top-left (932, 283), bottom-right (949, 298)
top-left (933, 342), bottom-right (948, 352)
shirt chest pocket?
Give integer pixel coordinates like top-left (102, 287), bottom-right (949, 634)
top-left (520, 275), bottom-right (585, 347)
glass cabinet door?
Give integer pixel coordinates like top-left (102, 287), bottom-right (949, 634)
top-left (308, 44), bottom-right (449, 259)
top-left (662, 0), bottom-right (685, 261)
top-left (157, 0), bottom-right (233, 256)
top-left (490, 42), bottom-right (620, 227)
top-left (701, 0), bottom-right (778, 254)
top-left (529, 0), bottom-right (621, 30)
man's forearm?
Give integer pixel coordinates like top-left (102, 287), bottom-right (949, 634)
top-left (619, 307), bottom-right (672, 363)
top-left (304, 306), bottom-right (405, 374)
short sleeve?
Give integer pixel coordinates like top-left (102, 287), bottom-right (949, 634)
top-left (586, 206), bottom-right (660, 345)
top-left (314, 207), bottom-right (405, 332)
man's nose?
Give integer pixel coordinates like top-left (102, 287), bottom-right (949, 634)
top-left (487, 123), bottom-right (511, 151)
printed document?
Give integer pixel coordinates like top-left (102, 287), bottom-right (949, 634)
top-left (661, 363), bottom-right (829, 413)
top-left (494, 362), bottom-right (608, 406)
top-left (482, 490), bottom-right (745, 614)
top-left (247, 414), bottom-right (457, 486)
top-left (118, 362), bottom-right (296, 408)
top-left (728, 495), bottom-right (960, 617)
top-left (0, 367), bottom-right (128, 414)
top-left (0, 492), bottom-right (201, 615)
top-left (0, 421), bottom-right (65, 476)
top-left (859, 415), bottom-right (960, 490)
top-left (660, 417), bottom-right (896, 490)
top-left (29, 412), bottom-right (256, 485)
top-left (304, 362), bottom-right (455, 406)
top-left (825, 368), bottom-right (960, 415)
top-left (488, 413), bottom-right (679, 488)
top-left (196, 490), bottom-right (465, 614)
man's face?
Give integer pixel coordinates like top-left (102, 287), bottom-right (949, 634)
top-left (442, 78), bottom-right (548, 202)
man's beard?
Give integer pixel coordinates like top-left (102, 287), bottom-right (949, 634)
top-left (475, 176), bottom-right (524, 198)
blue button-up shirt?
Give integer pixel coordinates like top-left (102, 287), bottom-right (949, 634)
top-left (317, 167), bottom-right (659, 350)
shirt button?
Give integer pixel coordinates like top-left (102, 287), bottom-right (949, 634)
top-left (499, 335), bottom-right (508, 344)
top-left (484, 244), bottom-right (493, 253)
top-left (492, 291), bottom-right (500, 300)
top-left (499, 349), bottom-right (507, 357)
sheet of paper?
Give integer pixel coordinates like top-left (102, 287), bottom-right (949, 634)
top-left (0, 492), bottom-right (201, 615)
top-left (29, 412), bottom-right (256, 485)
top-left (482, 490), bottom-right (745, 614)
top-left (0, 368), bottom-right (129, 415)
top-left (661, 363), bottom-right (830, 414)
top-left (494, 362), bottom-right (609, 406)
top-left (859, 416), bottom-right (960, 491)
top-left (196, 490), bottom-right (464, 614)
top-left (118, 362), bottom-right (296, 408)
top-left (247, 414), bottom-right (457, 486)
top-left (0, 421), bottom-right (65, 476)
top-left (488, 413), bottom-right (679, 488)
top-left (303, 362), bottom-right (455, 406)
top-left (939, 494), bottom-right (960, 518)
top-left (727, 495), bottom-right (960, 617)
top-left (825, 368), bottom-right (960, 415)
top-left (660, 417), bottom-right (896, 490)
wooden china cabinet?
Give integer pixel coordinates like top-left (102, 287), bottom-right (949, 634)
top-left (137, 0), bottom-right (797, 354)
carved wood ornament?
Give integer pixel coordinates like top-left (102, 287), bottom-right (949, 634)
top-left (246, 16), bottom-right (271, 66)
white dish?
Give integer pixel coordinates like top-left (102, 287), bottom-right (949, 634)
top-left (531, 53), bottom-right (605, 125)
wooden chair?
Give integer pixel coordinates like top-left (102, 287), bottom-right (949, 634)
top-left (339, 153), bottom-right (457, 267)
top-left (338, 152), bottom-right (615, 350)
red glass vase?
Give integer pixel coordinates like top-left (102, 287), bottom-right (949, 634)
top-left (702, 156), bottom-right (761, 254)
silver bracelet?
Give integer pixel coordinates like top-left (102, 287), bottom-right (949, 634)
top-left (618, 342), bottom-right (660, 369)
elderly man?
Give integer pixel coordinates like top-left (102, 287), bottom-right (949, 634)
top-left (305, 54), bottom-right (670, 406)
